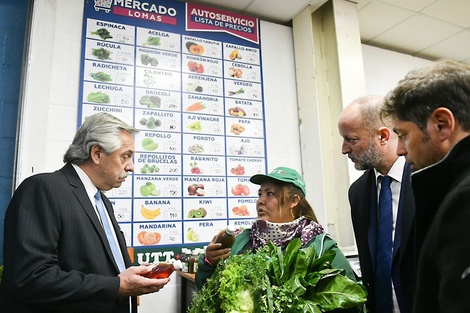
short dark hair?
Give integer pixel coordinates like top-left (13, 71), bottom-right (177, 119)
top-left (382, 59), bottom-right (470, 131)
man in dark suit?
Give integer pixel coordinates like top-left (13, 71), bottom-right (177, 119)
top-left (382, 60), bottom-right (470, 313)
top-left (0, 113), bottom-right (169, 312)
top-left (338, 95), bottom-right (416, 313)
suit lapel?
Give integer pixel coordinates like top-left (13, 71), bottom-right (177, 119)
top-left (367, 171), bottom-right (378, 270)
top-left (395, 164), bottom-right (415, 261)
top-left (60, 163), bottom-right (122, 271)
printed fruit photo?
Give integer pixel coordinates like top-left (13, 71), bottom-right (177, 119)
top-left (232, 205), bottom-right (249, 216)
top-left (187, 228), bottom-right (200, 242)
top-left (141, 205), bottom-right (161, 220)
top-left (231, 184), bottom-right (250, 196)
top-left (137, 231), bottom-right (161, 245)
top-left (188, 183), bottom-right (204, 196)
top-left (187, 207), bottom-right (207, 218)
top-left (140, 182), bottom-right (161, 197)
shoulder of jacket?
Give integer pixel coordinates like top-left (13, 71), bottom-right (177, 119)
top-left (351, 169), bottom-right (374, 187)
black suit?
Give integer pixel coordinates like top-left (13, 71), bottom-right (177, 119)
top-left (0, 163), bottom-right (137, 312)
top-left (349, 163), bottom-right (416, 313)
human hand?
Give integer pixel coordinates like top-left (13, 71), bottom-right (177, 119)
top-left (118, 265), bottom-right (170, 296)
top-left (204, 236), bottom-right (231, 266)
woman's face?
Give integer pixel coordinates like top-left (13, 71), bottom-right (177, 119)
top-left (256, 182), bottom-right (294, 223)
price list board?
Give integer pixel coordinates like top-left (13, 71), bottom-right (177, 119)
top-left (79, 0), bottom-right (266, 259)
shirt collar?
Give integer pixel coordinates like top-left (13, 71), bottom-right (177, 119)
top-left (72, 163), bottom-right (99, 203)
top-left (374, 155), bottom-right (406, 184)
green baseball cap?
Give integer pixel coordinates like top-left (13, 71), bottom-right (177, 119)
top-left (250, 166), bottom-right (307, 195)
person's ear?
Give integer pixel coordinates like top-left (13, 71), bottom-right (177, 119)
top-left (90, 145), bottom-right (103, 164)
top-left (290, 194), bottom-right (300, 209)
top-left (378, 126), bottom-right (391, 144)
top-left (431, 107), bottom-right (454, 140)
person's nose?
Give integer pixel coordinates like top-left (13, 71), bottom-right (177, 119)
top-left (396, 141), bottom-right (407, 156)
top-left (126, 160), bottom-right (135, 172)
top-left (341, 141), bottom-right (351, 155)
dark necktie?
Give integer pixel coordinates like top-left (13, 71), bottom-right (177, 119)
top-left (95, 191), bottom-right (126, 272)
top-left (376, 175), bottom-right (393, 313)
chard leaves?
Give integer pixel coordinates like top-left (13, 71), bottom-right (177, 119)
top-left (188, 238), bottom-right (367, 313)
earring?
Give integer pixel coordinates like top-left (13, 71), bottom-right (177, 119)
top-left (290, 208), bottom-right (295, 219)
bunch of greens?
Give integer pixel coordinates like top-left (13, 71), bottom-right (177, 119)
top-left (188, 238), bottom-right (367, 313)
top-left (90, 71), bottom-right (112, 82)
top-left (91, 47), bottom-right (112, 60)
top-left (87, 91), bottom-right (110, 104)
top-left (91, 28), bottom-right (112, 40)
top-left (143, 36), bottom-right (161, 46)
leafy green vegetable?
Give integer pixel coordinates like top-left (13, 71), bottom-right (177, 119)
top-left (91, 28), bottom-right (112, 40)
top-left (90, 71), bottom-right (112, 82)
top-left (188, 238), bottom-right (367, 313)
top-left (143, 36), bottom-right (161, 46)
top-left (189, 251), bottom-right (269, 313)
top-left (143, 73), bottom-right (155, 87)
top-left (91, 47), bottom-right (112, 60)
top-left (87, 91), bottom-right (110, 104)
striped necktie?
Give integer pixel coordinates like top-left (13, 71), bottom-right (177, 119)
top-left (95, 191), bottom-right (126, 272)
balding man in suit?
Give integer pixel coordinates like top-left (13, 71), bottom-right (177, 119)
top-left (338, 95), bottom-right (416, 313)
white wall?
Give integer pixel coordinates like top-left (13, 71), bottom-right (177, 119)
top-left (344, 44), bottom-right (433, 184)
top-left (362, 44), bottom-right (433, 96)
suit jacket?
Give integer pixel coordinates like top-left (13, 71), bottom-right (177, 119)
top-left (410, 135), bottom-right (470, 313)
top-left (349, 163), bottom-right (416, 313)
top-left (0, 163), bottom-right (137, 313)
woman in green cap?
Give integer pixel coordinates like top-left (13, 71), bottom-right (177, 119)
top-left (195, 166), bottom-right (356, 289)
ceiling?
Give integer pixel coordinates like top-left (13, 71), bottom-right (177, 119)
top-left (184, 0), bottom-right (470, 63)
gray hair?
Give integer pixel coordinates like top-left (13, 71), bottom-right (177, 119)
top-left (353, 95), bottom-right (385, 134)
top-left (63, 112), bottom-right (139, 165)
